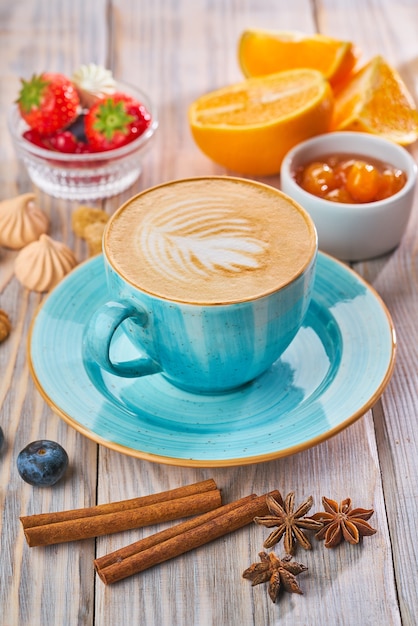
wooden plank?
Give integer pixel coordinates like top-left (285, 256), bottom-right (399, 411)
top-left (363, 194), bottom-right (418, 625)
top-left (0, 1), bottom-right (109, 625)
top-left (319, 2), bottom-right (418, 624)
top-left (93, 418), bottom-right (399, 625)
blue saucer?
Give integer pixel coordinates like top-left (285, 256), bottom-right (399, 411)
top-left (28, 253), bottom-right (396, 467)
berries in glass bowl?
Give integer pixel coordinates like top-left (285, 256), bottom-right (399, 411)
top-left (8, 65), bottom-right (158, 200)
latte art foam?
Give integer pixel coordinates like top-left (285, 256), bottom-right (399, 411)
top-left (105, 177), bottom-right (317, 304)
top-left (139, 203), bottom-right (269, 282)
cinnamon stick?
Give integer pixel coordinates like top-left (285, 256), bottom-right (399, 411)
top-left (21, 482), bottom-right (221, 547)
top-left (20, 478), bottom-right (217, 529)
top-left (95, 490), bottom-right (280, 585)
top-left (95, 493), bottom-right (258, 573)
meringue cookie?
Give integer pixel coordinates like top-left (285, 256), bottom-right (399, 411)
top-left (0, 193), bottom-right (49, 250)
top-left (14, 234), bottom-right (77, 292)
top-left (72, 63), bottom-right (116, 107)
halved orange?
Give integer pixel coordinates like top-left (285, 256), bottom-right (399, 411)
top-left (238, 30), bottom-right (359, 87)
top-left (188, 69), bottom-right (334, 176)
top-left (331, 55), bottom-right (418, 145)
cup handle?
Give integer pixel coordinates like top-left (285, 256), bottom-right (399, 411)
top-left (83, 301), bottom-right (162, 378)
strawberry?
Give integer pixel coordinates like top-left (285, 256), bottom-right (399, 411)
top-left (17, 73), bottom-right (80, 136)
top-left (84, 93), bottom-right (151, 151)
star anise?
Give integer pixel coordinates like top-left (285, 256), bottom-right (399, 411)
top-left (254, 492), bottom-right (323, 554)
top-left (310, 496), bottom-right (377, 548)
top-left (243, 551), bottom-right (307, 604)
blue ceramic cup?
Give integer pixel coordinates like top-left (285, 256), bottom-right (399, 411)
top-left (84, 177), bottom-right (317, 393)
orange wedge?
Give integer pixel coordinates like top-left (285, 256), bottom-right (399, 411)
top-left (331, 55), bottom-right (418, 145)
top-left (188, 69), bottom-right (334, 176)
top-left (238, 30), bottom-right (359, 87)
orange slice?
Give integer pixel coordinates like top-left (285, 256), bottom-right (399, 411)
top-left (238, 30), bottom-right (359, 87)
top-left (188, 69), bottom-right (334, 176)
top-left (331, 55), bottom-right (418, 145)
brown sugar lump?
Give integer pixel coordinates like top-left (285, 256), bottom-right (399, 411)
top-left (71, 205), bottom-right (109, 238)
top-left (83, 221), bottom-right (107, 256)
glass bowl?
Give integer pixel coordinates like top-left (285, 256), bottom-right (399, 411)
top-left (8, 82), bottom-right (158, 201)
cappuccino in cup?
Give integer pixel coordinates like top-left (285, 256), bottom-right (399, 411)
top-left (105, 177), bottom-right (316, 304)
top-left (85, 176), bottom-right (317, 393)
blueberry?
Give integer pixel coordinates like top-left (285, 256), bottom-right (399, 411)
top-left (17, 440), bottom-right (69, 486)
top-left (0, 426), bottom-right (4, 452)
top-left (66, 113), bottom-right (87, 142)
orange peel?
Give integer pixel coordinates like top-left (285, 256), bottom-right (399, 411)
top-left (238, 30), bottom-right (359, 88)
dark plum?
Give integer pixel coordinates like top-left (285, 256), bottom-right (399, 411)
top-left (17, 440), bottom-right (68, 486)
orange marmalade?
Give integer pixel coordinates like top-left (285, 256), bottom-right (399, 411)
top-left (294, 154), bottom-right (407, 203)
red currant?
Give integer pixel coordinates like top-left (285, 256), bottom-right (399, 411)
top-left (74, 142), bottom-right (95, 154)
top-left (48, 131), bottom-right (78, 153)
top-left (23, 129), bottom-right (49, 148)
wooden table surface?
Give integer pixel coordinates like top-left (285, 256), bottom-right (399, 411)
top-left (1, 1), bottom-right (417, 624)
